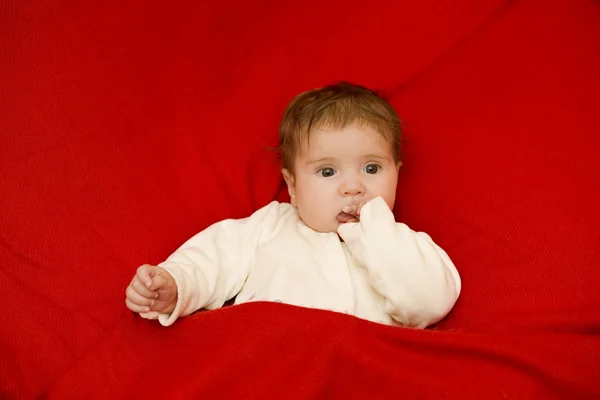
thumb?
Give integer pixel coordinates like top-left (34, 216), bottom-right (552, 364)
top-left (149, 270), bottom-right (172, 292)
top-left (137, 264), bottom-right (159, 288)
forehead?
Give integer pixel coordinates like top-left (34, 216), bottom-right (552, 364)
top-left (299, 125), bottom-right (393, 161)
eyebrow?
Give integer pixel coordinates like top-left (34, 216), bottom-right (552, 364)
top-left (306, 157), bottom-right (336, 165)
top-left (305, 154), bottom-right (389, 165)
top-left (363, 154), bottom-right (388, 161)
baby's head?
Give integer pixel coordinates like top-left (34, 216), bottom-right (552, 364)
top-left (278, 82), bottom-right (403, 233)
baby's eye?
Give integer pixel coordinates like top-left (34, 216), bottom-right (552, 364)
top-left (319, 167), bottom-right (336, 177)
top-left (364, 164), bottom-right (380, 174)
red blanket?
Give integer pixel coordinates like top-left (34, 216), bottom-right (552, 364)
top-left (1, 0), bottom-right (600, 398)
top-left (48, 303), bottom-right (600, 399)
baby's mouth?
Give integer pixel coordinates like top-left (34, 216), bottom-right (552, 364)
top-left (336, 211), bottom-right (359, 224)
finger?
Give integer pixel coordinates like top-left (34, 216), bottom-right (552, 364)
top-left (131, 278), bottom-right (158, 299)
top-left (343, 205), bottom-right (357, 215)
top-left (149, 273), bottom-right (172, 292)
top-left (136, 264), bottom-right (155, 288)
top-left (126, 285), bottom-right (155, 306)
top-left (125, 298), bottom-right (151, 313)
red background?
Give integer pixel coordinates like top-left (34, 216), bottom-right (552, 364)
top-left (1, 0), bottom-right (599, 398)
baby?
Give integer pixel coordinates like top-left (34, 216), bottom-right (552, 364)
top-left (125, 82), bottom-right (461, 328)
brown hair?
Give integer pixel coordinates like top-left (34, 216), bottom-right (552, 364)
top-left (277, 81), bottom-right (403, 173)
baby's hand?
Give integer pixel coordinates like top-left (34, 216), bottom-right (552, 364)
top-left (342, 202), bottom-right (365, 223)
top-left (125, 264), bottom-right (177, 314)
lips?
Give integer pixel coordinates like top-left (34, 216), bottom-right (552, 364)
top-left (336, 211), bottom-right (358, 224)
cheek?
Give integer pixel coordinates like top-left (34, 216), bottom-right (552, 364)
top-left (386, 191), bottom-right (397, 210)
top-left (295, 177), bottom-right (317, 203)
top-left (298, 176), bottom-right (330, 194)
top-left (378, 173), bottom-right (399, 207)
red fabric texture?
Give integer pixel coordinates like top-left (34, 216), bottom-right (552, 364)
top-left (48, 304), bottom-right (599, 400)
top-left (1, 0), bottom-right (599, 398)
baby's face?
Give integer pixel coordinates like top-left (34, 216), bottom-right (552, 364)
top-left (283, 124), bottom-right (400, 233)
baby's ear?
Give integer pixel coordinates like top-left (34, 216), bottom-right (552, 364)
top-left (396, 161), bottom-right (403, 171)
top-left (282, 169), bottom-right (297, 205)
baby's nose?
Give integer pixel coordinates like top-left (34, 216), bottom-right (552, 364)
top-left (340, 179), bottom-right (365, 196)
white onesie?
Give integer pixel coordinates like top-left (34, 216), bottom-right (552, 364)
top-left (141, 196), bottom-right (461, 328)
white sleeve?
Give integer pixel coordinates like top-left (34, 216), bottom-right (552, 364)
top-left (141, 201), bottom-right (291, 326)
top-left (337, 197), bottom-right (461, 329)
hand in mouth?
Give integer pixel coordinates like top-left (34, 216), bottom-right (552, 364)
top-left (337, 204), bottom-right (361, 224)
